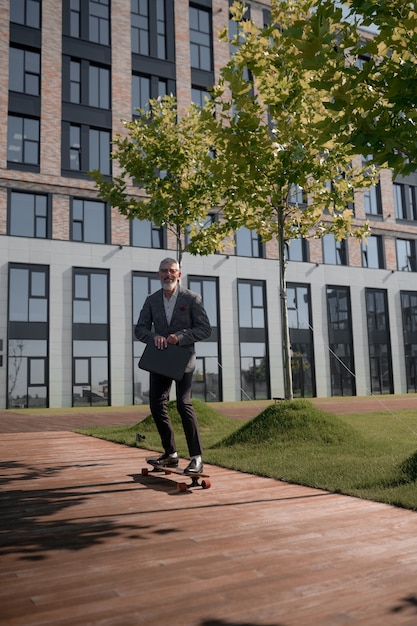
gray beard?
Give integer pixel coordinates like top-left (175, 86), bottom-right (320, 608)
top-left (161, 281), bottom-right (178, 291)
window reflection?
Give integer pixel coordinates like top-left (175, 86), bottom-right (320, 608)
top-left (73, 270), bottom-right (109, 406)
top-left (8, 339), bottom-right (47, 408)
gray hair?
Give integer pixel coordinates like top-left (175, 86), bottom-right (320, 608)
top-left (159, 257), bottom-right (179, 269)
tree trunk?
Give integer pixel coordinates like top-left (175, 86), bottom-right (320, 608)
top-left (278, 208), bottom-right (293, 401)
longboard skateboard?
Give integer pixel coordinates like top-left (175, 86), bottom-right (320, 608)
top-left (142, 457), bottom-right (211, 492)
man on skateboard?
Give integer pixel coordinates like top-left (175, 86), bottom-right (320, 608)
top-left (135, 258), bottom-right (211, 475)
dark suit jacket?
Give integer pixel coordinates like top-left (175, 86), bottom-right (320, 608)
top-left (135, 285), bottom-right (212, 372)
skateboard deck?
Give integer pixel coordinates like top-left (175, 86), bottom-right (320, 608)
top-left (142, 457), bottom-right (211, 491)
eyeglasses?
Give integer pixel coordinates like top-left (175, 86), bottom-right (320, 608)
top-left (159, 268), bottom-right (179, 274)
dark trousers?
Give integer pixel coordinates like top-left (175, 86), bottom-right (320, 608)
top-left (149, 370), bottom-right (203, 457)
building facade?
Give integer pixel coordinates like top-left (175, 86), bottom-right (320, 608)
top-left (1, 0), bottom-right (417, 409)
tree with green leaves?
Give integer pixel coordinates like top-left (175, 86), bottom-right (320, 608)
top-left (91, 95), bottom-right (220, 266)
top-left (92, 0), bottom-right (417, 401)
top-left (189, 0), bottom-right (383, 399)
top-left (322, 0), bottom-right (417, 175)
top-left (189, 0), bottom-right (417, 399)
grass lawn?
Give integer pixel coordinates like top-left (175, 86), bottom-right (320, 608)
top-left (76, 398), bottom-right (417, 511)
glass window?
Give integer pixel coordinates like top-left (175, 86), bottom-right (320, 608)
top-left (68, 0), bottom-right (110, 45)
top-left (285, 236), bottom-right (308, 262)
top-left (365, 289), bottom-right (393, 394)
top-left (9, 191), bottom-right (48, 239)
top-left (9, 266), bottom-right (48, 323)
top-left (401, 291), bottom-right (417, 393)
top-left (89, 65), bottom-right (110, 109)
top-left (363, 183), bottom-right (382, 215)
top-left (72, 198), bottom-right (107, 244)
top-left (189, 6), bottom-right (212, 71)
top-left (88, 128), bottom-right (111, 175)
top-left (70, 0), bottom-right (81, 37)
top-left (235, 227), bottom-right (263, 258)
top-left (156, 0), bottom-right (166, 59)
top-left (69, 125), bottom-right (81, 170)
top-left (393, 183), bottom-right (405, 219)
top-left (132, 74), bottom-right (150, 113)
top-left (131, 0), bottom-right (150, 55)
top-left (287, 285), bottom-right (310, 330)
top-left (322, 233), bottom-right (347, 265)
top-left (7, 115), bottom-right (40, 165)
top-left (393, 182), bottom-right (417, 221)
top-left (240, 344), bottom-right (268, 401)
top-left (72, 269), bottom-right (109, 406)
top-left (131, 219), bottom-right (163, 248)
top-left (9, 47), bottom-right (40, 95)
top-left (287, 283), bottom-right (316, 398)
top-left (89, 0), bottom-right (110, 45)
top-left (70, 60), bottom-right (81, 103)
top-left (10, 0), bottom-right (41, 28)
top-left (189, 277), bottom-right (218, 329)
top-left (131, 0), bottom-right (168, 59)
top-left (238, 280), bottom-right (269, 400)
top-left (361, 235), bottom-right (384, 269)
top-left (191, 87), bottom-right (209, 108)
top-left (188, 276), bottom-right (221, 402)
top-left (326, 286), bottom-right (355, 395)
top-left (397, 238), bottom-right (417, 272)
top-left (8, 340), bottom-right (48, 408)
top-left (401, 291), bottom-right (417, 334)
top-left (132, 74), bottom-right (167, 115)
top-left (238, 282), bottom-right (265, 328)
top-left (8, 262), bottom-right (49, 409)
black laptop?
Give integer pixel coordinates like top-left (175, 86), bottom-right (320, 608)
top-left (138, 343), bottom-right (192, 381)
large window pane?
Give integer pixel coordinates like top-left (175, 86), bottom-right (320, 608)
top-left (9, 191), bottom-right (48, 239)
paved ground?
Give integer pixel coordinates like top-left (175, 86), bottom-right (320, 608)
top-left (1, 397), bottom-right (417, 625)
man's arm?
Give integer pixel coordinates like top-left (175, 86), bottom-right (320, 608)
top-left (175, 293), bottom-right (212, 346)
top-left (134, 297), bottom-right (155, 344)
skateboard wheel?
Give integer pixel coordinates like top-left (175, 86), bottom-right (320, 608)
top-left (141, 467), bottom-right (149, 476)
top-left (164, 470), bottom-right (172, 475)
top-left (177, 482), bottom-right (187, 492)
top-left (201, 479), bottom-right (211, 489)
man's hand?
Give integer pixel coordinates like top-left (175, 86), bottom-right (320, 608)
top-left (154, 335), bottom-right (167, 350)
top-left (167, 334), bottom-right (179, 345)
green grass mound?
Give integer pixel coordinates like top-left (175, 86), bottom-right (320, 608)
top-left (77, 398), bottom-right (240, 452)
top-left (136, 398), bottom-right (228, 431)
top-left (214, 399), bottom-right (360, 448)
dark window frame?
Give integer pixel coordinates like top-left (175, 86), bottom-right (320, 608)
top-left (131, 218), bottom-right (165, 249)
top-left (361, 234), bottom-right (384, 269)
top-left (7, 113), bottom-right (40, 171)
top-left (62, 121), bottom-right (111, 177)
top-left (322, 233), bottom-right (348, 266)
top-left (237, 279), bottom-right (270, 400)
top-left (189, 5), bottom-right (213, 72)
top-left (7, 262), bottom-right (49, 409)
top-left (235, 226), bottom-right (264, 258)
top-left (70, 197), bottom-right (110, 244)
top-left (365, 288), bottom-right (393, 394)
top-left (396, 238), bottom-right (417, 272)
top-left (72, 267), bottom-right (110, 407)
top-left (9, 45), bottom-right (41, 96)
top-left (326, 285), bottom-right (356, 396)
top-left (10, 0), bottom-right (41, 29)
top-left (8, 189), bottom-right (51, 239)
top-left (393, 181), bottom-right (417, 222)
top-left (63, 0), bottom-right (111, 46)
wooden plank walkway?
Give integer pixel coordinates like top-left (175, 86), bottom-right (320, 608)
top-left (1, 430), bottom-right (417, 625)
